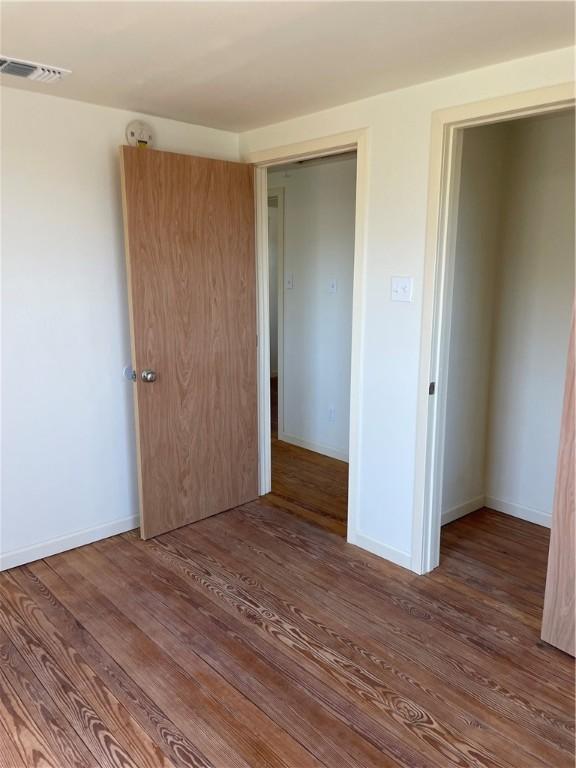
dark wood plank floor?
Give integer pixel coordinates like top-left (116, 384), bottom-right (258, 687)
top-left (0, 496), bottom-right (573, 766)
top-left (269, 376), bottom-right (349, 536)
top-left (269, 439), bottom-right (348, 537)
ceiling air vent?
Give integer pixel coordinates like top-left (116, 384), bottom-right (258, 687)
top-left (0, 56), bottom-right (71, 83)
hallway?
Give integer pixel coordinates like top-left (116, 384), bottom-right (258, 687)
top-left (269, 375), bottom-right (349, 536)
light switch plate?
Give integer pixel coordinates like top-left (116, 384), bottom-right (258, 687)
top-left (391, 276), bottom-right (413, 302)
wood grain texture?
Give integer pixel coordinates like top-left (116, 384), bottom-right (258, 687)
top-left (0, 715), bottom-right (27, 768)
top-left (120, 146), bottom-right (258, 538)
top-left (0, 627), bottom-right (96, 768)
top-left (0, 575), bottom-right (173, 768)
top-left (270, 436), bottom-right (348, 537)
top-left (542, 312), bottom-right (575, 656)
top-left (0, 495), bottom-right (573, 767)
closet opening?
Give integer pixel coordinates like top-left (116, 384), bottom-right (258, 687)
top-left (438, 109), bottom-right (574, 590)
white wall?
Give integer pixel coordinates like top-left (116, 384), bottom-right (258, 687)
top-left (1, 86), bottom-right (238, 569)
top-left (441, 124), bottom-right (508, 524)
top-left (2, 46), bottom-right (573, 573)
top-left (485, 111), bottom-right (575, 525)
top-left (241, 46), bottom-right (574, 564)
top-left (268, 156), bottom-right (356, 461)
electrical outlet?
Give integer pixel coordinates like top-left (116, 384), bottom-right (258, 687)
top-left (391, 276), bottom-right (413, 302)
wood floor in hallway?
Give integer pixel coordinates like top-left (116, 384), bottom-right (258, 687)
top-left (269, 375), bottom-right (349, 536)
top-left (269, 437), bottom-right (349, 536)
top-left (0, 495), bottom-right (573, 767)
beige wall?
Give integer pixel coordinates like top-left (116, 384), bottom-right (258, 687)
top-left (1, 86), bottom-right (238, 569)
top-left (2, 45), bottom-right (573, 572)
top-left (485, 110), bottom-right (575, 524)
top-left (442, 109), bottom-right (575, 528)
top-left (241, 46), bottom-right (574, 563)
top-left (441, 124), bottom-right (508, 523)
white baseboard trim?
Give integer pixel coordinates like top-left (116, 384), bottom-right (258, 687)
top-left (278, 431), bottom-right (349, 463)
top-left (485, 497), bottom-right (551, 528)
top-left (0, 515), bottom-right (139, 571)
top-left (348, 531), bottom-right (412, 570)
top-left (441, 495), bottom-right (485, 526)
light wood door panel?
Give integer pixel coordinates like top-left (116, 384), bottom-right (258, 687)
top-left (541, 312), bottom-right (575, 656)
top-left (120, 146), bottom-right (258, 539)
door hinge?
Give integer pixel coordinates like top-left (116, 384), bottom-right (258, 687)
top-left (429, 381), bottom-right (436, 395)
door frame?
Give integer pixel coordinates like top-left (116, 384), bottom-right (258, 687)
top-left (245, 129), bottom-right (368, 545)
top-left (412, 82), bottom-right (575, 575)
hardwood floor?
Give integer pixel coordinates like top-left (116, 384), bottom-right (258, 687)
top-left (269, 376), bottom-right (349, 536)
top-left (269, 439), bottom-right (348, 537)
top-left (0, 502), bottom-right (573, 767)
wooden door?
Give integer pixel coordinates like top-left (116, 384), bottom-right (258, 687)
top-left (120, 146), bottom-right (258, 539)
top-left (541, 313), bottom-right (575, 656)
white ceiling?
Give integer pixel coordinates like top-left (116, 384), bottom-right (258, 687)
top-left (1, 2), bottom-right (573, 132)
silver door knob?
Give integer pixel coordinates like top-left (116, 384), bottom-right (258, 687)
top-left (141, 369), bottom-right (157, 383)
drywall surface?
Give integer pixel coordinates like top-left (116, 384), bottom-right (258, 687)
top-left (485, 110), bottom-right (575, 525)
top-left (441, 124), bottom-right (508, 523)
top-left (241, 46), bottom-right (574, 561)
top-left (442, 110), bottom-right (574, 528)
top-left (268, 198), bottom-right (279, 376)
top-left (1, 46), bottom-right (573, 572)
top-left (1, 86), bottom-right (238, 568)
top-left (268, 156), bottom-right (356, 460)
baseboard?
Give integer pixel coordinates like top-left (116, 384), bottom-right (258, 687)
top-left (441, 495), bottom-right (485, 526)
top-left (485, 497), bottom-right (552, 528)
top-left (278, 431), bottom-right (349, 463)
top-left (347, 531), bottom-right (412, 570)
top-left (0, 515), bottom-right (139, 571)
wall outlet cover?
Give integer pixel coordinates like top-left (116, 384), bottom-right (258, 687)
top-left (391, 276), bottom-right (413, 302)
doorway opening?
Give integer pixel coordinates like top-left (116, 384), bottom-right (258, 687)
top-left (430, 108), bottom-right (574, 580)
top-left (265, 153), bottom-right (357, 536)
